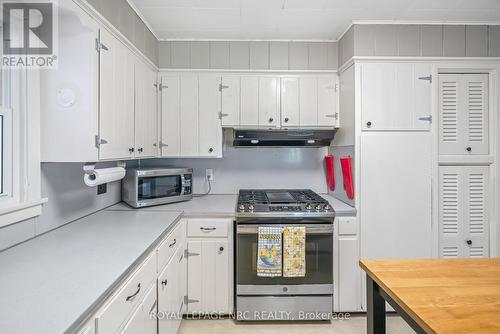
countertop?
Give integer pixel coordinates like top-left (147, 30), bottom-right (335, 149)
top-left (107, 194), bottom-right (356, 217)
top-left (0, 210), bottom-right (182, 334)
top-left (108, 194), bottom-right (238, 217)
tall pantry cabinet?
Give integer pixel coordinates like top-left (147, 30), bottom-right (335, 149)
top-left (438, 73), bottom-right (491, 258)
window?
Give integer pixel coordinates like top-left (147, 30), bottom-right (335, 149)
top-left (0, 49), bottom-right (43, 227)
top-left (0, 67), bottom-right (13, 199)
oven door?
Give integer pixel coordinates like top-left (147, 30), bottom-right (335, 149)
top-left (236, 222), bottom-right (333, 296)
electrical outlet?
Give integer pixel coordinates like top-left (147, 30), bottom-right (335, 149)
top-left (97, 183), bottom-right (107, 195)
top-left (206, 168), bottom-right (214, 181)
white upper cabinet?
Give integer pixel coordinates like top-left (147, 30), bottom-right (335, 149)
top-left (439, 166), bottom-right (490, 258)
top-left (240, 76), bottom-right (259, 127)
top-left (220, 76), bottom-right (241, 127)
top-left (98, 28), bottom-right (136, 160)
top-left (41, 1), bottom-right (99, 162)
top-left (134, 60), bottom-right (158, 158)
top-left (221, 74), bottom-right (338, 129)
top-left (221, 75), bottom-right (280, 128)
top-left (160, 74), bottom-right (222, 158)
top-left (160, 76), bottom-right (181, 156)
top-left (180, 76), bottom-right (200, 156)
top-left (360, 63), bottom-right (432, 131)
top-left (258, 77), bottom-right (280, 127)
top-left (280, 78), bottom-right (300, 126)
top-left (280, 76), bottom-right (338, 128)
top-left (199, 75), bottom-right (223, 157)
top-left (438, 74), bottom-right (489, 155)
top-left (317, 76), bottom-right (338, 126)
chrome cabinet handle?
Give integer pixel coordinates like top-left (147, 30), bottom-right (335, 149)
top-left (268, 117), bottom-right (274, 123)
top-left (200, 227), bottom-right (216, 231)
top-left (284, 117), bottom-right (289, 123)
top-left (137, 148), bottom-right (143, 153)
top-left (128, 147), bottom-right (135, 153)
top-left (125, 283), bottom-right (141, 302)
top-left (169, 239), bottom-right (177, 248)
top-left (161, 279), bottom-right (167, 287)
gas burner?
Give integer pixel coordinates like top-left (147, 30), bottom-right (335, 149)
top-left (236, 189), bottom-right (335, 218)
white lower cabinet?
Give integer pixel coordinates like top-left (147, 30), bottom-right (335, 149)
top-left (121, 283), bottom-right (157, 334)
top-left (185, 219), bottom-right (232, 314)
top-left (334, 217), bottom-right (362, 312)
top-left (158, 245), bottom-right (186, 334)
top-left (439, 166), bottom-right (490, 258)
top-left (95, 253), bottom-right (157, 334)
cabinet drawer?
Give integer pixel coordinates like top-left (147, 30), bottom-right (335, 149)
top-left (187, 219), bottom-right (231, 237)
top-left (338, 217), bottom-right (357, 235)
top-left (96, 252), bottom-right (156, 334)
top-left (157, 221), bottom-right (185, 272)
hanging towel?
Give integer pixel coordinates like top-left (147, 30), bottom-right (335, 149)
top-left (283, 226), bottom-right (306, 277)
top-left (257, 226), bottom-right (282, 277)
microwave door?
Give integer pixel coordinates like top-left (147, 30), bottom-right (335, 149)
top-left (137, 175), bottom-right (182, 201)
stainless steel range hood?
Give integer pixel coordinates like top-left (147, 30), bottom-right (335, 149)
top-left (232, 129), bottom-right (336, 147)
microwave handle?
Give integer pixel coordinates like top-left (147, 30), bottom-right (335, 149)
top-left (180, 174), bottom-right (185, 195)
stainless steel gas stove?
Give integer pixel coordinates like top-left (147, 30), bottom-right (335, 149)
top-left (236, 189), bottom-right (335, 219)
top-left (235, 189), bottom-right (335, 321)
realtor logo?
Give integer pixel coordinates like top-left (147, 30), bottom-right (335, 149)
top-left (2, 0), bottom-right (58, 68)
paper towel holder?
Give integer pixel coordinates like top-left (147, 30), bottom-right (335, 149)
top-left (83, 161), bottom-right (126, 179)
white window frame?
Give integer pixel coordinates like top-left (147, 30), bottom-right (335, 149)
top-left (0, 64), bottom-right (44, 227)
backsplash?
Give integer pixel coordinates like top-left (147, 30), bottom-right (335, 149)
top-left (0, 163), bottom-right (121, 251)
top-left (140, 146), bottom-right (330, 195)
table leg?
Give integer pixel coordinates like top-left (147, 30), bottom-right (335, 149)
top-left (367, 276), bottom-right (386, 334)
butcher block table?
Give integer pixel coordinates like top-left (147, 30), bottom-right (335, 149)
top-left (359, 258), bottom-right (500, 334)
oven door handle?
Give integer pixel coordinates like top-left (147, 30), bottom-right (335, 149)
top-left (236, 224), bottom-right (333, 234)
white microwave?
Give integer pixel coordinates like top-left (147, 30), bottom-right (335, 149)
top-left (122, 167), bottom-right (193, 208)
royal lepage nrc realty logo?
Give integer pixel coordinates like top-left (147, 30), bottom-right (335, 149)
top-left (2, 0), bottom-right (58, 68)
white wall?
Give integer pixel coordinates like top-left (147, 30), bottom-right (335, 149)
top-left (140, 146), bottom-right (330, 194)
top-left (0, 163), bottom-right (121, 251)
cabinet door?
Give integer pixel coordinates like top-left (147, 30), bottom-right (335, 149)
top-left (439, 166), bottom-right (489, 258)
top-left (299, 77), bottom-right (318, 126)
top-left (134, 61), bottom-right (157, 158)
top-left (240, 76), bottom-right (259, 127)
top-left (439, 74), bottom-right (489, 155)
top-left (187, 240), bottom-right (229, 313)
top-left (221, 76), bottom-right (240, 126)
top-left (338, 236), bottom-right (361, 312)
top-left (360, 63), bottom-right (432, 131)
top-left (160, 76), bottom-right (180, 156)
top-left (317, 77), bottom-right (338, 127)
top-left (258, 77), bottom-right (280, 127)
top-left (280, 78), bottom-right (300, 127)
top-left (121, 284), bottom-right (157, 334)
top-left (158, 251), bottom-right (181, 334)
top-left (199, 75), bottom-right (222, 157)
top-left (99, 29), bottom-right (135, 160)
top-left (360, 132), bottom-right (432, 259)
top-left (180, 76), bottom-right (199, 156)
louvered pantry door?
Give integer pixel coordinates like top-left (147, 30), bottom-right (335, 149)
top-left (439, 166), bottom-right (489, 258)
top-left (438, 74), bottom-right (489, 155)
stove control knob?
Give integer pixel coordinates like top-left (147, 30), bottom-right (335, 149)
top-left (315, 204), bottom-right (322, 210)
top-left (238, 204), bottom-right (245, 211)
top-left (305, 204), bottom-right (312, 210)
top-left (323, 204), bottom-right (331, 211)
top-left (248, 204), bottom-right (254, 211)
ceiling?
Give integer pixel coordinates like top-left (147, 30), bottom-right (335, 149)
top-left (129, 0), bottom-right (500, 40)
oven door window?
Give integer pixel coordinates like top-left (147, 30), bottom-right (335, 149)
top-left (237, 227), bottom-right (333, 285)
top-left (137, 175), bottom-right (182, 200)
